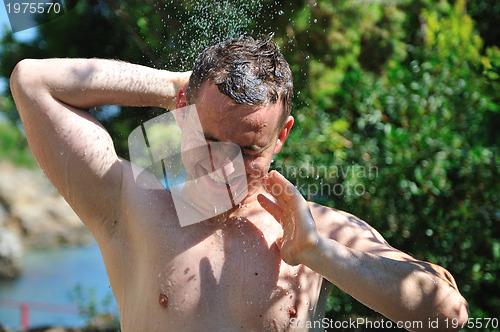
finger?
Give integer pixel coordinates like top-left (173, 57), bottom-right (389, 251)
top-left (257, 194), bottom-right (283, 225)
top-left (258, 194), bottom-right (295, 241)
top-left (262, 171), bottom-right (300, 206)
top-left (268, 170), bottom-right (299, 198)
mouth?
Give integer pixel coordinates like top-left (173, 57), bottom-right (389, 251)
top-left (207, 171), bottom-right (226, 185)
top-left (193, 164), bottom-right (245, 193)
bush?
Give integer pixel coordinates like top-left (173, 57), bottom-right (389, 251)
top-left (68, 285), bottom-right (120, 330)
top-left (275, 1), bottom-right (499, 327)
top-left (0, 121), bottom-right (36, 167)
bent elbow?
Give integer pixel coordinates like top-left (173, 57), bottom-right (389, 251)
top-left (10, 59), bottom-right (29, 89)
top-left (454, 298), bottom-right (469, 331)
top-left (440, 295), bottom-right (468, 331)
top-left (434, 268), bottom-right (468, 331)
top-left (10, 59), bottom-right (40, 99)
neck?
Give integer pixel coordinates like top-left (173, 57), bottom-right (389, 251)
top-left (203, 184), bottom-right (270, 226)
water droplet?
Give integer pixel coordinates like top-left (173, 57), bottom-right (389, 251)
top-left (278, 10), bottom-right (284, 15)
top-left (313, 19), bottom-right (317, 23)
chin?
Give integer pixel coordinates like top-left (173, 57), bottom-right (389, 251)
top-left (243, 179), bottom-right (265, 199)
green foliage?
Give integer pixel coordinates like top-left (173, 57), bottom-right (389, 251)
top-left (273, 0), bottom-right (500, 326)
top-left (1, 0), bottom-right (499, 329)
top-left (466, 0), bottom-right (500, 49)
top-left (423, 0), bottom-right (482, 66)
top-left (0, 121), bottom-right (36, 167)
top-left (68, 284), bottom-right (120, 329)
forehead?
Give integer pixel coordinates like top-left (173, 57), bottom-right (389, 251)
top-left (194, 84), bottom-right (281, 146)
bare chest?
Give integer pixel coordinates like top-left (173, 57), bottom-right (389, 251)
top-left (121, 217), bottom-right (323, 331)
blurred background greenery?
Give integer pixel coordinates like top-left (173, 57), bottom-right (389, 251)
top-left (0, 0), bottom-right (498, 330)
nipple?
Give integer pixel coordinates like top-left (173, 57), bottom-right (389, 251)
top-left (288, 305), bottom-right (297, 319)
top-left (159, 292), bottom-right (169, 309)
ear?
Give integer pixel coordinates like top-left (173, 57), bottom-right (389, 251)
top-left (173, 87), bottom-right (188, 130)
top-left (176, 87), bottom-right (188, 109)
top-left (273, 116), bottom-right (294, 155)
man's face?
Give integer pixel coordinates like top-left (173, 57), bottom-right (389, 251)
top-left (184, 83), bottom-right (284, 202)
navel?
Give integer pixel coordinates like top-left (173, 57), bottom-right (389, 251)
top-left (159, 292), bottom-right (169, 309)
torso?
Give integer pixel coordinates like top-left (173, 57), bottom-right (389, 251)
top-left (97, 167), bottom-right (328, 331)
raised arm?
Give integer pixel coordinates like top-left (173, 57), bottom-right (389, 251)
top-left (10, 58), bottom-right (189, 239)
top-left (258, 170), bottom-right (469, 332)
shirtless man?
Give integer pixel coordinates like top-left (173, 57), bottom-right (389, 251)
top-left (10, 36), bottom-right (467, 331)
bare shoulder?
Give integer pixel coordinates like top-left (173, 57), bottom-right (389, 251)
top-left (307, 201), bottom-right (395, 253)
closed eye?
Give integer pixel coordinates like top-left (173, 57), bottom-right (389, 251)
top-left (242, 146), bottom-right (263, 157)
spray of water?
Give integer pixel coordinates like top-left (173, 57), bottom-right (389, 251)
top-left (158, 0), bottom-right (264, 71)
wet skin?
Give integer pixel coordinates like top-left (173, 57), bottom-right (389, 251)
top-left (11, 59), bottom-right (468, 332)
top-left (112, 84), bottom-right (327, 331)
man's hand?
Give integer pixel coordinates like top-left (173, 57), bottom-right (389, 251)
top-left (257, 170), bottom-right (320, 265)
top-left (257, 172), bottom-right (469, 331)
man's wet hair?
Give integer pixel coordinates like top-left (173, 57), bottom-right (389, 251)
top-left (186, 35), bottom-right (293, 131)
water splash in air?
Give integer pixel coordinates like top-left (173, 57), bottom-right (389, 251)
top-left (160, 0), bottom-right (264, 71)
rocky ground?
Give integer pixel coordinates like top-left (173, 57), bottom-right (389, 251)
top-left (0, 161), bottom-right (92, 279)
